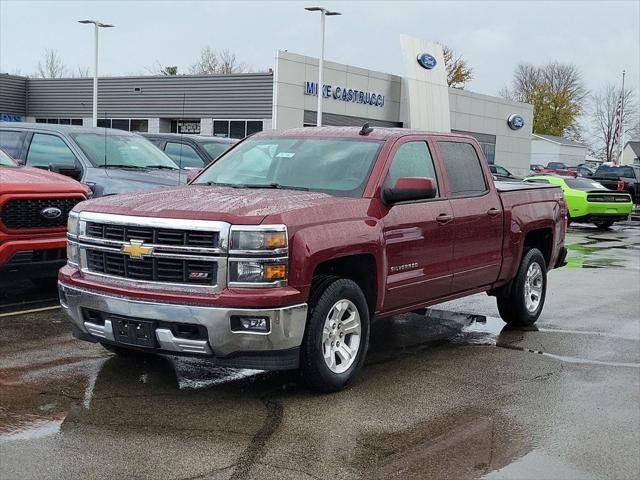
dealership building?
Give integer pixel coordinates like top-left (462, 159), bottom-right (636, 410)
top-left (0, 36), bottom-right (533, 175)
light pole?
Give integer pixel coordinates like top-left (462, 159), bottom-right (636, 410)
top-left (78, 20), bottom-right (114, 127)
top-left (305, 7), bottom-right (340, 127)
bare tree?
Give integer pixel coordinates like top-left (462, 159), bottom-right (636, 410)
top-left (75, 66), bottom-right (90, 78)
top-left (501, 61), bottom-right (587, 137)
top-left (189, 46), bottom-right (248, 75)
top-left (145, 61), bottom-right (178, 76)
top-left (442, 45), bottom-right (473, 89)
top-left (36, 49), bottom-right (68, 78)
top-left (585, 83), bottom-right (637, 163)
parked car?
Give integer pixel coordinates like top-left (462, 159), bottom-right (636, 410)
top-left (59, 127), bottom-right (567, 392)
top-left (141, 133), bottom-right (237, 168)
top-left (530, 164), bottom-right (546, 174)
top-left (0, 146), bottom-right (90, 285)
top-left (489, 164), bottom-right (521, 181)
top-left (590, 165), bottom-right (640, 204)
top-left (567, 165), bottom-right (595, 178)
top-left (0, 122), bottom-right (186, 198)
top-left (541, 161), bottom-right (578, 177)
top-left (524, 175), bottom-right (632, 229)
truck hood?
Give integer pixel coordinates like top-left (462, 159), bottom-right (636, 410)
top-left (0, 166), bottom-right (88, 194)
top-left (75, 185), bottom-right (361, 225)
top-left (90, 168), bottom-right (187, 196)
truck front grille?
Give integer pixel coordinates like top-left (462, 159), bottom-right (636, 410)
top-left (86, 222), bottom-right (220, 248)
top-left (1, 197), bottom-right (81, 229)
top-left (86, 250), bottom-right (218, 285)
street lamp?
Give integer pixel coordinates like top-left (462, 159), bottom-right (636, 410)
top-left (305, 6), bottom-right (341, 127)
top-left (78, 20), bottom-right (114, 127)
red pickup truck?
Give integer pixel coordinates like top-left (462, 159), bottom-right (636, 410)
top-left (59, 127), bottom-right (567, 391)
top-left (1, 147), bottom-right (89, 285)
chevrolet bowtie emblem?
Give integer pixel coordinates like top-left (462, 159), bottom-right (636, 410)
top-left (121, 240), bottom-right (153, 259)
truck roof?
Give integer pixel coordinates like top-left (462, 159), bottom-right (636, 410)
top-left (253, 126), bottom-right (474, 142)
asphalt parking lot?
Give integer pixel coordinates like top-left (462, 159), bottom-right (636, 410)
top-left (1, 223), bottom-right (638, 480)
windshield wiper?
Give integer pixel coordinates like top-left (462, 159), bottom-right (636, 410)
top-left (145, 165), bottom-right (178, 170)
top-left (98, 164), bottom-right (147, 170)
top-left (240, 183), bottom-right (310, 191)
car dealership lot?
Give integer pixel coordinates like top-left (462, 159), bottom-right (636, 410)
top-left (1, 224), bottom-right (638, 480)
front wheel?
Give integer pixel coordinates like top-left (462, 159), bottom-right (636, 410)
top-left (300, 278), bottom-right (370, 392)
top-left (594, 220), bottom-right (614, 230)
top-left (497, 248), bottom-right (547, 326)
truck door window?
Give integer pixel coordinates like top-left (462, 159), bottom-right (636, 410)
top-left (26, 133), bottom-right (77, 167)
top-left (0, 130), bottom-right (26, 158)
top-left (438, 141), bottom-right (487, 197)
top-left (384, 141), bottom-right (439, 196)
top-left (164, 142), bottom-right (203, 168)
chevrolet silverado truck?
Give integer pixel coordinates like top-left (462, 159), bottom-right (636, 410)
top-left (0, 147), bottom-right (89, 285)
top-left (59, 127), bottom-right (567, 392)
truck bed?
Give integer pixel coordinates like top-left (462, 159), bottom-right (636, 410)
top-left (494, 181), bottom-right (560, 193)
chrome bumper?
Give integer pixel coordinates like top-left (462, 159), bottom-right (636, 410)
top-left (58, 282), bottom-right (308, 357)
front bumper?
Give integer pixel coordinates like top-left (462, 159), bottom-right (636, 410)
top-left (0, 237), bottom-right (67, 283)
top-left (58, 282), bottom-right (308, 369)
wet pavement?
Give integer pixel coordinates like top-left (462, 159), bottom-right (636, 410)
top-left (1, 224), bottom-right (639, 479)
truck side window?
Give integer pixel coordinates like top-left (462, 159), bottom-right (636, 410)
top-left (0, 130), bottom-right (26, 158)
top-left (164, 142), bottom-right (203, 168)
top-left (384, 141), bottom-right (438, 196)
top-left (26, 133), bottom-right (77, 167)
top-left (438, 141), bottom-right (487, 197)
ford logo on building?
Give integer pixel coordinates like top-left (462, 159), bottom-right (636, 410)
top-left (417, 53), bottom-right (437, 70)
top-left (41, 207), bottom-right (62, 219)
top-left (507, 114), bottom-right (525, 130)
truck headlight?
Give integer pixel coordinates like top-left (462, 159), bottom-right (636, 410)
top-left (228, 225), bottom-right (288, 286)
top-left (68, 211), bottom-right (80, 237)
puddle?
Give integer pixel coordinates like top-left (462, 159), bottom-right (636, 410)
top-left (0, 418), bottom-right (63, 444)
top-left (564, 228), bottom-right (640, 269)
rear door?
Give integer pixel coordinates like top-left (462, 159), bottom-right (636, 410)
top-left (381, 137), bottom-right (454, 310)
top-left (435, 138), bottom-right (503, 292)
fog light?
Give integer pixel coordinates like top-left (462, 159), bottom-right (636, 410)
top-left (230, 315), bottom-right (270, 333)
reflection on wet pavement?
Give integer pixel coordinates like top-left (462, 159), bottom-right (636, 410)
top-left (564, 225), bottom-right (640, 269)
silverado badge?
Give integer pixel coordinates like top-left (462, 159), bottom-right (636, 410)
top-left (121, 240), bottom-right (153, 260)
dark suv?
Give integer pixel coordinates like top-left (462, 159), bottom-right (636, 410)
top-left (0, 122), bottom-right (185, 198)
top-left (141, 133), bottom-right (237, 168)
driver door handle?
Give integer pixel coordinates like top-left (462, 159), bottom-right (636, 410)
top-left (436, 213), bottom-right (453, 225)
top-left (487, 208), bottom-right (500, 217)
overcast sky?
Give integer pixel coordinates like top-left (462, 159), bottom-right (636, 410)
top-left (1, 0), bottom-right (638, 97)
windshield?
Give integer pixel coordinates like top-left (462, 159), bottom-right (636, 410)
top-left (565, 178), bottom-right (607, 190)
top-left (594, 166), bottom-right (635, 178)
top-left (0, 148), bottom-right (16, 166)
top-left (193, 137), bottom-right (383, 197)
top-left (201, 142), bottom-right (231, 159)
top-left (71, 133), bottom-right (179, 169)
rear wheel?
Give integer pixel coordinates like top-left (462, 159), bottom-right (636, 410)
top-left (497, 248), bottom-right (547, 326)
top-left (594, 220), bottom-right (614, 230)
top-left (300, 278), bottom-right (370, 392)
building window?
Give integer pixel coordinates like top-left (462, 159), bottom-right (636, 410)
top-left (130, 119), bottom-right (148, 132)
top-left (170, 120), bottom-right (201, 134)
top-left (212, 119), bottom-right (263, 139)
top-left (94, 118), bottom-right (148, 132)
top-left (36, 118), bottom-right (83, 126)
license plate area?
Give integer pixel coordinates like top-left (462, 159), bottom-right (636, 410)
top-left (112, 317), bottom-right (157, 348)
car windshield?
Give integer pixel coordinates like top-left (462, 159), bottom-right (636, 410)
top-left (71, 133), bottom-right (179, 169)
top-left (564, 178), bottom-right (607, 190)
top-left (193, 137), bottom-right (383, 197)
top-left (548, 162), bottom-right (566, 169)
top-left (594, 166), bottom-right (635, 178)
top-left (201, 142), bottom-right (231, 159)
top-left (0, 148), bottom-right (16, 166)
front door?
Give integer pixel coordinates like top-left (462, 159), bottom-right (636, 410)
top-left (381, 139), bottom-right (454, 311)
top-left (436, 139), bottom-right (503, 291)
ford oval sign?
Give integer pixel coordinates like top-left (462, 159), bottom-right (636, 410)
top-left (417, 53), bottom-right (437, 70)
top-left (41, 207), bottom-right (62, 220)
top-left (507, 114), bottom-right (525, 130)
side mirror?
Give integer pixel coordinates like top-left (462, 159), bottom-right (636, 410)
top-left (48, 163), bottom-right (82, 181)
top-left (186, 168), bottom-right (203, 183)
top-left (382, 177), bottom-right (437, 205)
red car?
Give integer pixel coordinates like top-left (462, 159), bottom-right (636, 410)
top-left (0, 147), bottom-right (89, 285)
top-left (59, 127), bottom-right (567, 391)
top-left (538, 162), bottom-right (578, 177)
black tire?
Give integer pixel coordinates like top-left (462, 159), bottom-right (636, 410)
top-left (100, 342), bottom-right (156, 358)
top-left (300, 278), bottom-right (370, 393)
top-left (594, 220), bottom-right (614, 230)
top-left (497, 248), bottom-right (547, 326)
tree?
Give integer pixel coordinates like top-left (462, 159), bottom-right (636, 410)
top-left (585, 83), bottom-right (637, 163)
top-left (75, 66), bottom-right (90, 78)
top-left (162, 66), bottom-right (178, 76)
top-left (442, 45), bottom-right (473, 89)
top-left (501, 61), bottom-right (587, 137)
top-left (189, 46), bottom-right (248, 75)
top-left (36, 49), bottom-right (68, 78)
